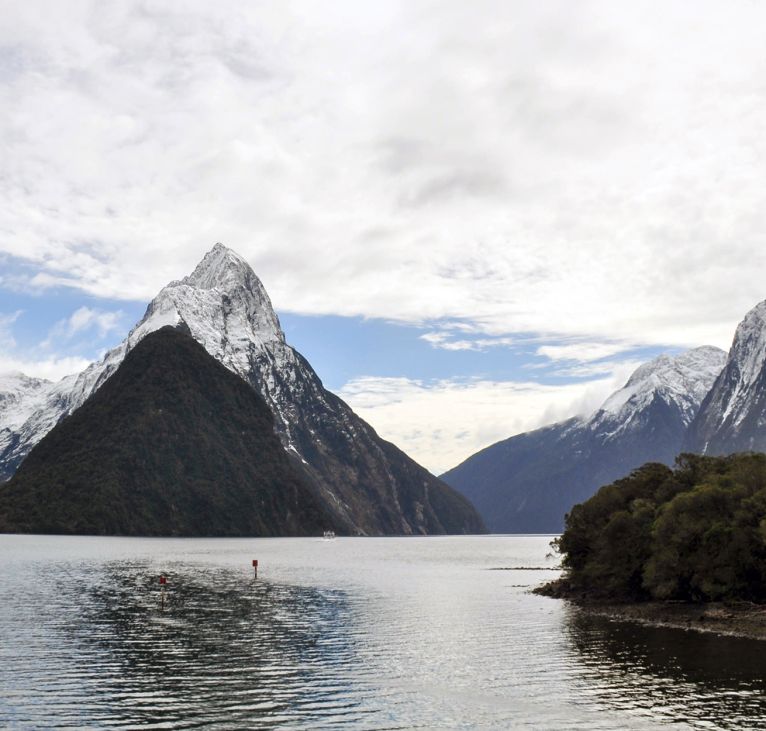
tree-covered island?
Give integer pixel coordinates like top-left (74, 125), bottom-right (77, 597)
top-left (537, 453), bottom-right (766, 638)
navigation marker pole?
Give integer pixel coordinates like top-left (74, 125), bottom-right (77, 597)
top-left (160, 575), bottom-right (167, 610)
top-left (252, 559), bottom-right (258, 579)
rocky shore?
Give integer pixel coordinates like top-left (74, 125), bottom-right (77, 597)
top-left (535, 579), bottom-right (766, 641)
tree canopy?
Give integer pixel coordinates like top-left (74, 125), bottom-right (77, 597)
top-left (553, 453), bottom-right (766, 602)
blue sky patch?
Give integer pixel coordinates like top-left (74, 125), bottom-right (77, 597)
top-left (0, 282), bottom-right (676, 392)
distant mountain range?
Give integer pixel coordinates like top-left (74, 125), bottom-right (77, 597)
top-left (441, 347), bottom-right (727, 533)
top-left (0, 327), bottom-right (338, 536)
top-left (0, 244), bottom-right (484, 536)
top-left (443, 297), bottom-right (766, 532)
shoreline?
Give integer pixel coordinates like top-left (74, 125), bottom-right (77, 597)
top-left (574, 600), bottom-right (766, 641)
top-left (535, 580), bottom-right (766, 641)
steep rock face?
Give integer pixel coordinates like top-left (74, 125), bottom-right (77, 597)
top-left (686, 301), bottom-right (766, 455)
top-left (0, 244), bottom-right (484, 535)
top-left (442, 347), bottom-right (726, 533)
top-left (0, 327), bottom-right (336, 536)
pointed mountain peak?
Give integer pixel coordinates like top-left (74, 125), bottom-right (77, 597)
top-left (685, 298), bottom-right (766, 454)
top-left (0, 371), bottom-right (51, 393)
top-left (136, 242), bottom-right (286, 349)
top-left (182, 242), bottom-right (255, 290)
top-left (0, 370), bottom-right (30, 385)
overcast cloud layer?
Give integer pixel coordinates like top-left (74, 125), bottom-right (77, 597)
top-left (3, 0), bottom-right (766, 346)
top-left (2, 1), bottom-right (766, 471)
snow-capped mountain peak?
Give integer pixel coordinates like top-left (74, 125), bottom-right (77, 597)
top-left (183, 243), bottom-right (257, 289)
top-left (171, 242), bottom-right (285, 345)
top-left (685, 299), bottom-right (766, 454)
top-left (0, 371), bottom-right (51, 396)
top-left (590, 346), bottom-right (726, 437)
top-left (0, 243), bottom-right (483, 536)
top-left (443, 345), bottom-right (728, 533)
top-left (0, 373), bottom-right (52, 432)
top-left (719, 299), bottom-right (766, 424)
top-left (0, 243), bottom-right (286, 480)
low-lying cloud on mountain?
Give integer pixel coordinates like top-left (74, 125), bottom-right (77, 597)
top-left (339, 366), bottom-right (642, 474)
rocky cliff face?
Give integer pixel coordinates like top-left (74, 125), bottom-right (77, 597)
top-left (686, 301), bottom-right (766, 455)
top-left (442, 347), bottom-right (726, 533)
top-left (0, 244), bottom-right (484, 536)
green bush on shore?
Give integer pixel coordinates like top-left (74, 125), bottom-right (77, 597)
top-left (552, 453), bottom-right (766, 603)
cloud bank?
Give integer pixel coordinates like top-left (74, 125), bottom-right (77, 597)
top-left (339, 362), bottom-right (641, 474)
top-left (2, 1), bottom-right (766, 351)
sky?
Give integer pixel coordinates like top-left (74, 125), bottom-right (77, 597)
top-left (1, 1), bottom-right (766, 473)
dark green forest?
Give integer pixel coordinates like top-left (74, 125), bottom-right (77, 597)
top-left (549, 453), bottom-right (766, 603)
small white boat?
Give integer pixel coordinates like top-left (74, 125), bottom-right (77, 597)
top-left (323, 530), bottom-right (336, 540)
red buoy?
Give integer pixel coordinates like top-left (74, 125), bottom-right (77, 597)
top-left (252, 559), bottom-right (258, 578)
top-left (159, 575), bottom-right (167, 585)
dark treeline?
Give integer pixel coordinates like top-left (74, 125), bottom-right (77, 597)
top-left (549, 453), bottom-right (766, 603)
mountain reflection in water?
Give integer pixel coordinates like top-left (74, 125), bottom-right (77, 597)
top-left (1, 534), bottom-right (765, 730)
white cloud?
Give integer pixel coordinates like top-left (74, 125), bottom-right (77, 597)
top-left (420, 330), bottom-right (516, 351)
top-left (0, 354), bottom-right (91, 381)
top-left (0, 311), bottom-right (22, 349)
top-left (0, 307), bottom-right (117, 380)
top-left (64, 306), bottom-right (122, 338)
top-left (338, 366), bottom-right (635, 474)
top-left (40, 306), bottom-right (124, 349)
top-left (536, 341), bottom-right (635, 363)
top-left (1, 1), bottom-right (765, 351)
top-left (550, 358), bottom-right (646, 380)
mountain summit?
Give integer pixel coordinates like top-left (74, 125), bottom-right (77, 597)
top-left (588, 346), bottom-right (726, 439)
top-left (442, 346), bottom-right (726, 532)
top-left (686, 300), bottom-right (766, 455)
top-left (0, 244), bottom-right (484, 536)
top-left (174, 242), bottom-right (285, 345)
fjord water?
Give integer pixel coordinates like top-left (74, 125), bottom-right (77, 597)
top-left (1, 535), bottom-right (764, 729)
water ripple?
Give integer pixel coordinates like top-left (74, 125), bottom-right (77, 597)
top-left (1, 535), bottom-right (765, 729)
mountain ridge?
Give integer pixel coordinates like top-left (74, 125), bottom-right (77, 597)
top-left (441, 346), bottom-right (727, 533)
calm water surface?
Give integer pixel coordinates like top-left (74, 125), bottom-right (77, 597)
top-left (1, 535), bottom-right (764, 729)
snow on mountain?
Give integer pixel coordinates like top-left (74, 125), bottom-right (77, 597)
top-left (589, 346), bottom-right (727, 438)
top-left (0, 245), bottom-right (285, 479)
top-left (0, 373), bottom-right (53, 453)
top-left (442, 346), bottom-right (726, 533)
top-left (0, 244), bottom-right (483, 535)
top-left (686, 300), bottom-right (766, 455)
top-left (722, 301), bottom-right (766, 423)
